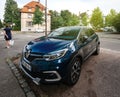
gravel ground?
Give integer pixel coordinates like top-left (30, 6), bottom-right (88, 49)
top-left (12, 48), bottom-right (120, 97)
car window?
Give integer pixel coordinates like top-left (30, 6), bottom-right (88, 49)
top-left (79, 28), bottom-right (87, 42)
top-left (78, 28), bottom-right (94, 42)
top-left (48, 27), bottom-right (81, 40)
top-left (85, 28), bottom-right (95, 37)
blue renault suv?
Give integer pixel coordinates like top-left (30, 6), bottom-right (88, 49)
top-left (20, 26), bottom-right (100, 86)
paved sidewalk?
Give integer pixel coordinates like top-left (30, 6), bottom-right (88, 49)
top-left (0, 41), bottom-right (26, 97)
top-left (0, 32), bottom-right (43, 97)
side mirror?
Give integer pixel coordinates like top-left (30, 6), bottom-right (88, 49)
top-left (83, 35), bottom-right (88, 41)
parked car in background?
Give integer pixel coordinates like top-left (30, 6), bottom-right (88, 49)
top-left (35, 28), bottom-right (44, 33)
top-left (102, 27), bottom-right (117, 32)
top-left (20, 26), bottom-right (100, 86)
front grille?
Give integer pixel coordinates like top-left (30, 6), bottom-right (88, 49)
top-left (24, 52), bottom-right (44, 62)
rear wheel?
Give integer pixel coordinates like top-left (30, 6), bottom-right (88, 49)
top-left (65, 58), bottom-right (81, 86)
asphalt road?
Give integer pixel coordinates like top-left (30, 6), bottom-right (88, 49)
top-left (100, 38), bottom-right (120, 51)
top-left (0, 32), bottom-right (120, 52)
top-left (13, 32), bottom-right (120, 52)
top-left (97, 32), bottom-right (120, 52)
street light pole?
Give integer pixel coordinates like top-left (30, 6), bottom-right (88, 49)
top-left (45, 0), bottom-right (47, 37)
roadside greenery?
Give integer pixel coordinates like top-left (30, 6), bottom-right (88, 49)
top-left (50, 10), bottom-right (63, 30)
top-left (90, 7), bottom-right (103, 30)
top-left (4, 0), bottom-right (20, 30)
top-left (105, 9), bottom-right (117, 27)
top-left (33, 6), bottom-right (44, 28)
top-left (60, 10), bottom-right (79, 26)
top-left (79, 12), bottom-right (88, 26)
top-left (2, 0), bottom-right (120, 33)
top-left (112, 13), bottom-right (120, 32)
top-left (50, 10), bottom-right (79, 30)
top-left (50, 8), bottom-right (120, 33)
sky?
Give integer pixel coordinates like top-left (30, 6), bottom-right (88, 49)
top-left (0, 0), bottom-right (120, 20)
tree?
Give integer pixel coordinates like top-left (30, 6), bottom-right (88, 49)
top-left (50, 10), bottom-right (79, 30)
top-left (60, 10), bottom-right (79, 26)
top-left (70, 14), bottom-right (80, 26)
top-left (49, 10), bottom-right (63, 30)
top-left (60, 10), bottom-right (72, 26)
top-left (33, 6), bottom-right (44, 28)
top-left (90, 7), bottom-right (103, 30)
top-left (105, 9), bottom-right (117, 27)
top-left (112, 13), bottom-right (120, 32)
top-left (4, 0), bottom-right (20, 30)
top-left (79, 12), bottom-right (88, 26)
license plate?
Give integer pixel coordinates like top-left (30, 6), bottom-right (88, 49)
top-left (22, 61), bottom-right (31, 71)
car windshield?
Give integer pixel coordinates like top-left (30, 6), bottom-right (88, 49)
top-left (48, 27), bottom-right (81, 40)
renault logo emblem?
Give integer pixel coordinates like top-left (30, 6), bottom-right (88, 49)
top-left (25, 50), bottom-right (31, 58)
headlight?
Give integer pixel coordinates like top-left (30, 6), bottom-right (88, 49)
top-left (44, 49), bottom-right (68, 61)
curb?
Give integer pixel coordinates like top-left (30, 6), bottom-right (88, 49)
top-left (6, 58), bottom-right (36, 97)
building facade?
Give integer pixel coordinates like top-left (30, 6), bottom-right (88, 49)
top-left (20, 1), bottom-right (51, 32)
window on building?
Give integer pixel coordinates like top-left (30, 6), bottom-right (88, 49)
top-left (28, 13), bottom-right (32, 18)
top-left (26, 21), bottom-right (33, 27)
top-left (28, 8), bottom-right (32, 12)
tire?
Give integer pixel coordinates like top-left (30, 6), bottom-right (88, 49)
top-left (94, 44), bottom-right (100, 55)
top-left (65, 58), bottom-right (81, 86)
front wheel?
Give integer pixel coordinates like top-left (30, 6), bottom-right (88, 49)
top-left (65, 58), bottom-right (81, 86)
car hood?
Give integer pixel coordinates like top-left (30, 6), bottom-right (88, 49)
top-left (26, 37), bottom-right (73, 54)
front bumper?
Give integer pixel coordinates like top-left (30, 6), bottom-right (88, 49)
top-left (20, 60), bottom-right (62, 85)
top-left (20, 63), bottom-right (41, 85)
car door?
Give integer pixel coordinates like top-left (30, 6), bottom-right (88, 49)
top-left (78, 28), bottom-right (90, 59)
top-left (85, 28), bottom-right (97, 54)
